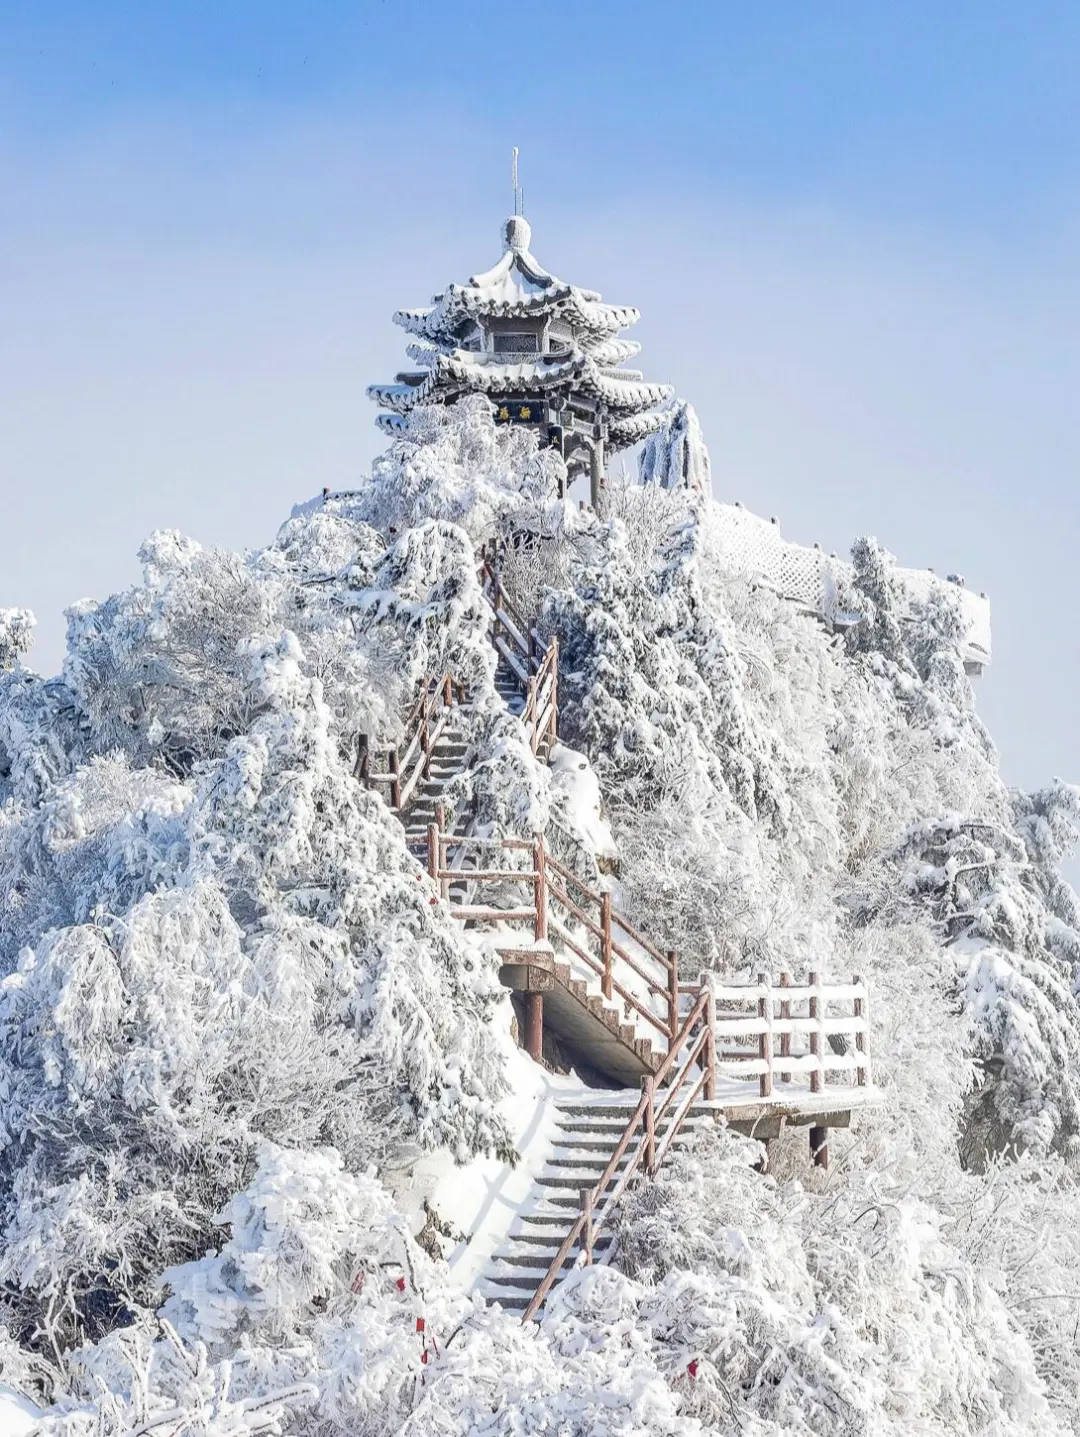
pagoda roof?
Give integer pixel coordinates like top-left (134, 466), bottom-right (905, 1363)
top-left (608, 412), bottom-right (668, 447)
top-left (367, 346), bottom-right (673, 417)
top-left (394, 216), bottom-right (640, 344)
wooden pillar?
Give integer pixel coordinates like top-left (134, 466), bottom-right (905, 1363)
top-left (524, 992), bottom-right (544, 1063)
top-left (589, 439), bottom-right (603, 510)
top-left (810, 1125), bottom-right (829, 1169)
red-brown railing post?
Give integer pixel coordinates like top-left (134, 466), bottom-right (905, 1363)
top-left (551, 638), bottom-right (559, 738)
top-left (388, 747), bottom-right (401, 810)
top-left (427, 822), bottom-right (439, 884)
top-left (853, 973), bottom-right (867, 1086)
top-left (443, 672), bottom-right (453, 708)
top-left (703, 975), bottom-right (716, 1101)
top-left (809, 970), bottom-right (822, 1094)
top-left (435, 803), bottom-right (450, 902)
top-left (419, 691), bottom-right (431, 778)
top-left (757, 973), bottom-right (773, 1098)
top-left (666, 950), bottom-right (679, 1044)
top-left (534, 838), bottom-right (548, 943)
top-left (643, 1074), bottom-right (655, 1175)
top-left (580, 1186), bottom-right (594, 1265)
top-left (526, 676), bottom-right (538, 752)
top-left (779, 970), bottom-right (792, 1084)
top-left (600, 891), bottom-right (613, 1000)
top-left (356, 733), bottom-right (370, 782)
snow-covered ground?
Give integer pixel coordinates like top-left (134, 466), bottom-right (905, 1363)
top-left (0, 1388), bottom-right (39, 1437)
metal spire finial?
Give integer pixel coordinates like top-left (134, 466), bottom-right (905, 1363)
top-left (511, 147), bottom-right (522, 216)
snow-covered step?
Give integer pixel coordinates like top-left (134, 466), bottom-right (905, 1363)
top-left (477, 1097), bottom-right (716, 1317)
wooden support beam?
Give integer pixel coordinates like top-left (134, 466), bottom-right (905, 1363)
top-left (524, 992), bottom-right (544, 1063)
top-left (810, 1125), bottom-right (829, 1169)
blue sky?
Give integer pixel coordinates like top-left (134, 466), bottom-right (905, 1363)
top-left (2, 1), bottom-right (1079, 801)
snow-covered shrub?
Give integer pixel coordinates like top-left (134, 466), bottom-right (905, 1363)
top-left (615, 1125), bottom-right (1061, 1434)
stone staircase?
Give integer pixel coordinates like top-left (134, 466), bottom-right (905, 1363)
top-left (400, 723), bottom-right (473, 859)
top-left (495, 652), bottom-right (526, 717)
top-left (477, 1094), bottom-right (715, 1314)
top-left (499, 942), bottom-right (665, 1086)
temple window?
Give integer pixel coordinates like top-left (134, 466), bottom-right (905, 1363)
top-left (493, 332), bottom-right (539, 354)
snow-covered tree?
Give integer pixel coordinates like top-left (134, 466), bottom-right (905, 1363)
top-left (2, 397), bottom-right (1080, 1434)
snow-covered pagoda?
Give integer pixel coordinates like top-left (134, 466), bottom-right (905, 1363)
top-left (368, 210), bottom-right (674, 506)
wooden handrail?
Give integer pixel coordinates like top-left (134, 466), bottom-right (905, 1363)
top-left (521, 1085), bottom-right (651, 1323)
top-left (428, 823), bottom-right (871, 1090)
top-left (521, 980), bottom-right (716, 1324)
top-left (546, 882), bottom-right (672, 1026)
top-left (548, 917), bottom-right (671, 1040)
top-left (361, 667), bottom-right (459, 816)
